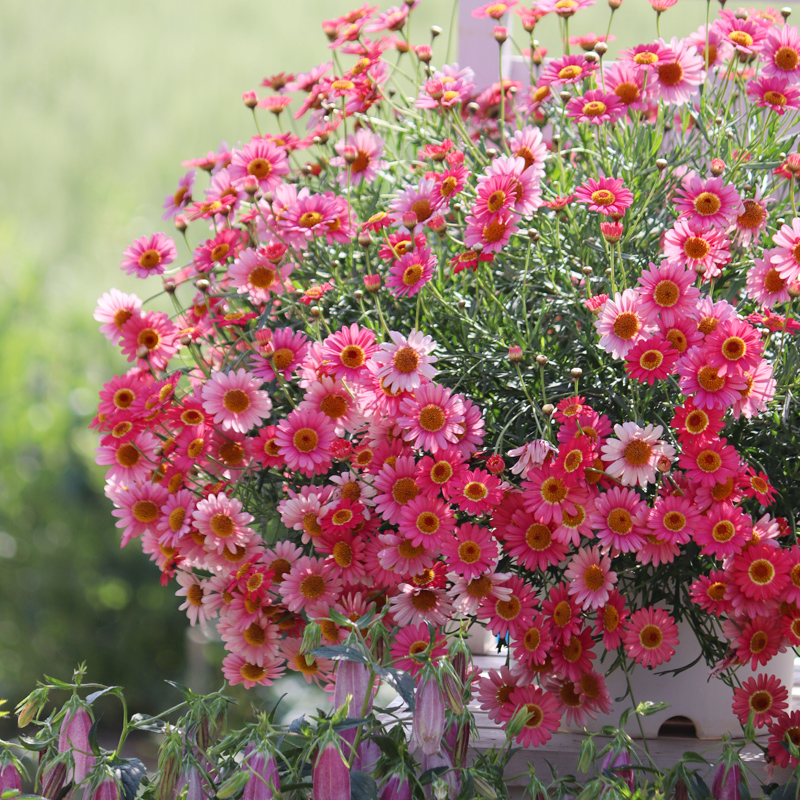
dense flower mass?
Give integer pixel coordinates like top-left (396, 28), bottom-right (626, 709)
top-left (90, 0), bottom-right (800, 790)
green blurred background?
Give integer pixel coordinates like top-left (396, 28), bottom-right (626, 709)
top-left (0, 0), bottom-right (783, 724)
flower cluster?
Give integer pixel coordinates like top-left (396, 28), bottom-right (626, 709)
top-left (91, 0), bottom-right (800, 786)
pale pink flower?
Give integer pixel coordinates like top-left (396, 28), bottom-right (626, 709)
top-left (601, 422), bottom-right (676, 487)
top-left (565, 545), bottom-right (617, 610)
top-left (201, 369), bottom-right (272, 433)
top-left (594, 289), bottom-right (654, 359)
top-left (94, 289), bottom-right (142, 345)
top-left (121, 232), bottom-right (177, 279)
top-left (193, 493), bottom-right (255, 555)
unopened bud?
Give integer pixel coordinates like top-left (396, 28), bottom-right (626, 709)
top-left (473, 776), bottom-right (498, 800)
top-left (788, 281), bottom-right (800, 298)
top-left (559, 90), bottom-right (572, 103)
top-left (485, 148), bottom-right (498, 158)
top-left (695, 263), bottom-right (707, 276)
top-left (710, 158), bottom-right (725, 176)
top-left (782, 7), bottom-right (791, 20)
top-left (542, 403), bottom-right (554, 417)
top-left (195, 278), bottom-right (210, 292)
top-left (594, 42), bottom-right (608, 56)
top-left (458, 299), bottom-right (467, 309)
top-left (535, 354), bottom-right (548, 365)
top-left (358, 232), bottom-right (372, 248)
top-left (570, 368), bottom-right (583, 379)
top-left (528, 228), bottom-right (540, 242)
top-left (657, 456), bottom-right (672, 474)
top-left (494, 25), bottom-right (508, 43)
top-left (417, 44), bottom-right (433, 62)
top-left (242, 90), bottom-right (258, 109)
top-left (174, 215), bottom-right (188, 232)
top-left (486, 454), bottom-right (505, 475)
top-left (310, 306), bottom-right (322, 317)
top-left (508, 345), bottom-right (524, 364)
top-left (734, 7), bottom-right (748, 18)
top-left (655, 158), bottom-right (668, 170)
top-left (431, 25), bottom-right (442, 36)
top-left (163, 278), bottom-right (176, 293)
top-left (609, 0), bottom-right (623, 8)
top-left (364, 274), bottom-right (381, 293)
top-left (136, 345), bottom-right (149, 359)
top-left (354, 289), bottom-right (364, 301)
top-left (584, 52), bottom-right (599, 63)
top-left (582, 266), bottom-right (593, 276)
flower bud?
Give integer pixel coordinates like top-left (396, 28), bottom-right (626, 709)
top-left (508, 345), bottom-right (523, 364)
top-left (473, 775), bottom-right (498, 800)
top-left (441, 672), bottom-right (464, 715)
top-left (600, 221), bottom-right (624, 243)
top-left (570, 367), bottom-right (583, 379)
top-left (536, 354), bottom-right (548, 366)
top-left (90, 775), bottom-right (121, 800)
top-left (59, 706), bottom-right (96, 783)
top-left (594, 42), bottom-right (608, 56)
top-left (242, 91), bottom-right (259, 109)
top-left (16, 687), bottom-right (49, 728)
top-left (710, 158), bottom-right (726, 176)
top-left (312, 738), bottom-right (350, 800)
top-left (155, 735), bottom-right (182, 800)
top-left (655, 158), bottom-right (668, 170)
top-left (788, 280), bottom-right (800, 298)
top-left (402, 211), bottom-right (418, 229)
top-left (0, 763), bottom-right (22, 794)
top-left (333, 660), bottom-right (372, 716)
top-left (380, 776), bottom-right (411, 800)
top-left (542, 403), bottom-right (554, 417)
top-left (494, 26), bottom-right (508, 43)
top-left (242, 746), bottom-right (280, 800)
top-left (601, 749), bottom-right (634, 791)
top-left (711, 762), bottom-right (743, 800)
top-left (428, 215), bottom-right (446, 234)
top-left (410, 674), bottom-right (446, 755)
top-left (486, 454), bottom-right (505, 475)
top-left (417, 45), bottom-right (433, 62)
top-left (782, 7), bottom-right (791, 21)
top-left (425, 79), bottom-right (444, 100)
top-left (364, 274), bottom-right (381, 293)
top-left (41, 760), bottom-right (67, 800)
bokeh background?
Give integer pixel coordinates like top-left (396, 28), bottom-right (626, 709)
top-left (0, 0), bottom-right (784, 728)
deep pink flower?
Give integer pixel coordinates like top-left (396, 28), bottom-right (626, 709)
top-left (121, 232), bottom-right (177, 279)
top-left (622, 606), bottom-right (679, 668)
top-left (575, 177), bottom-right (633, 217)
top-left (566, 89), bottom-right (625, 125)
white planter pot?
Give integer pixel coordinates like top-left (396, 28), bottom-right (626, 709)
top-left (564, 621), bottom-right (797, 740)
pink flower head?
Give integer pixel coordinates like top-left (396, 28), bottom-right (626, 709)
top-left (715, 14), bottom-right (768, 56)
top-left (228, 247), bottom-right (293, 304)
top-left (507, 685), bottom-right (561, 748)
top-left (275, 408), bottom-right (336, 476)
top-left (449, 468), bottom-right (503, 515)
top-left (704, 317), bottom-right (764, 377)
top-left (693, 502), bottom-right (750, 557)
top-left (604, 61), bottom-right (647, 111)
top-left (372, 329), bottom-right (438, 393)
top-left (575, 177), bottom-right (633, 217)
top-left (541, 54), bottom-right (599, 86)
top-left (111, 480), bottom-right (169, 547)
top-left (677, 346), bottom-right (748, 410)
top-left (472, 1), bottom-right (518, 19)
top-left (566, 89), bottom-right (625, 125)
top-left (398, 495), bottom-right (455, 549)
top-left (620, 41), bottom-right (676, 72)
top-left (330, 128), bottom-right (387, 187)
top-left (229, 137), bottom-right (290, 191)
top-left (747, 75), bottom-right (800, 115)
top-left (651, 37), bottom-right (706, 107)
top-left (162, 170), bottom-right (195, 219)
top-left (746, 253), bottom-right (790, 308)
top-left (733, 673), bottom-right (788, 729)
top-left (771, 217), bottom-right (800, 282)
top-left (121, 232), bottom-right (177, 279)
top-left (625, 337), bottom-right (680, 384)
top-left (595, 589), bottom-right (628, 649)
top-left (622, 606), bottom-right (678, 669)
top-left (678, 436), bottom-right (740, 488)
top-left (94, 289), bottom-right (142, 345)
top-left (730, 543), bottom-right (790, 602)
top-left (648, 494), bottom-right (701, 545)
top-left (735, 615), bottom-right (783, 671)
top-left (387, 246), bottom-right (437, 298)
top-left (441, 523), bottom-right (498, 581)
top-left (565, 545), bottom-right (616, 610)
top-left (636, 260), bottom-right (700, 327)
top-left (390, 622), bottom-right (447, 677)
top-left (463, 210), bottom-right (519, 253)
top-left (768, 710), bottom-right (800, 768)
top-left (201, 369), bottom-right (272, 433)
top-left (193, 492), bottom-right (255, 556)
top-left (594, 289), bottom-right (654, 359)
top-left (590, 486), bottom-right (649, 553)
top-left (280, 556), bottom-right (343, 616)
top-left (601, 422), bottom-right (675, 487)
top-left (662, 219), bottom-right (731, 277)
top-left (398, 383), bottom-right (466, 453)
top-left (222, 652), bottom-right (284, 689)
top-left (479, 155), bottom-right (543, 214)
top-left (390, 178), bottom-right (443, 234)
top-left (673, 174), bottom-right (744, 230)
top-left (321, 323), bottom-right (378, 382)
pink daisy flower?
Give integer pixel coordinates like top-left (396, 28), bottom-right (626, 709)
top-left (229, 137), bottom-right (290, 192)
top-left (94, 430), bottom-right (159, 484)
top-left (201, 369), bottom-right (272, 434)
top-left (398, 495), bottom-right (455, 549)
top-left (693, 502), bottom-right (750, 558)
top-left (651, 37), bottom-right (706, 107)
top-left (673, 174), bottom-right (744, 230)
top-left (480, 575), bottom-right (537, 639)
top-left (566, 89), bottom-right (625, 125)
top-left (761, 23), bottom-right (800, 81)
top-left (743, 467), bottom-right (778, 506)
top-left (252, 327), bottom-right (311, 382)
top-left (390, 178), bottom-right (443, 234)
top-left (509, 125), bottom-right (547, 178)
top-left (715, 15), bottom-right (768, 56)
top-left (372, 329), bottom-right (438, 393)
top-left (771, 217), bottom-right (800, 282)
top-left (747, 75), bottom-right (800, 115)
top-left (575, 177), bottom-right (633, 217)
top-left (94, 289), bottom-right (142, 345)
top-left (551, 625), bottom-right (597, 683)
top-left (389, 583), bottom-right (453, 627)
top-left (377, 532), bottom-right (434, 577)
top-left (625, 338), bottom-right (680, 384)
top-left (476, 667), bottom-right (518, 724)
top-left (746, 253), bottom-right (790, 308)
top-left (678, 436), bottom-right (740, 488)
top-left (656, 316), bottom-right (704, 356)
top-left (552, 435), bottom-right (595, 485)
top-left (542, 582), bottom-right (583, 644)
top-left (730, 543), bottom-right (790, 603)
top-left (511, 614), bottom-right (553, 670)
top-left (111, 481), bottom-right (169, 547)
top-left (506, 685), bottom-right (561, 748)
top-left (662, 220), bottom-right (731, 276)
top-left (119, 310), bottom-right (180, 371)
top-left (767, 711), bottom-right (800, 768)
top-left (685, 24), bottom-right (732, 69)
top-left (677, 347), bottom-right (748, 410)
top-left (280, 556), bottom-right (343, 616)
top-left (441, 523), bottom-right (498, 581)
top-left (637, 260), bottom-right (700, 327)
top-left (540, 53), bottom-right (599, 86)
top-left (689, 570), bottom-right (732, 616)
top-left (222, 653), bottom-right (284, 689)
top-left (734, 615), bottom-right (783, 671)
top-left (372, 455), bottom-right (421, 524)
top-left (595, 589), bottom-right (628, 650)
top-left (298, 377), bottom-right (362, 437)
top-left (156, 489), bottom-right (196, 545)
top-left (590, 486), bottom-right (649, 553)
top-left (274, 408), bottom-right (336, 477)
top-left (732, 360), bottom-right (776, 420)
top-left (386, 246), bottom-right (437, 299)
top-left (622, 606), bottom-right (679, 669)
top-left (604, 61), bottom-right (647, 111)
top-left (228, 247), bottom-right (293, 304)
top-left (503, 511), bottom-right (567, 570)
top-left (565, 545), bottom-right (617, 610)
top-left (648, 494), bottom-right (701, 546)
top-left (449, 468), bottom-right (503, 515)
top-left (600, 422), bottom-right (675, 487)
top-left (280, 636), bottom-right (333, 687)
top-left (329, 129), bottom-right (387, 187)
top-left (398, 383), bottom-right (466, 453)
top-left (193, 228), bottom-right (245, 273)
top-left (704, 317), bottom-right (763, 378)
top-left (389, 622), bottom-right (448, 677)
top-left (463, 210), bottom-right (519, 253)
top-left (321, 324), bottom-right (378, 383)
top-left (192, 493), bottom-right (255, 556)
top-left (121, 232), bottom-right (177, 279)
top-left (472, 1), bottom-right (519, 19)
top-left (472, 172), bottom-right (521, 220)
top-left (162, 170), bottom-right (195, 219)
top-left (449, 568), bottom-right (512, 616)
top-left (479, 155), bottom-right (543, 214)
top-left (620, 41), bottom-right (676, 73)
top-left (595, 289), bottom-right (654, 359)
